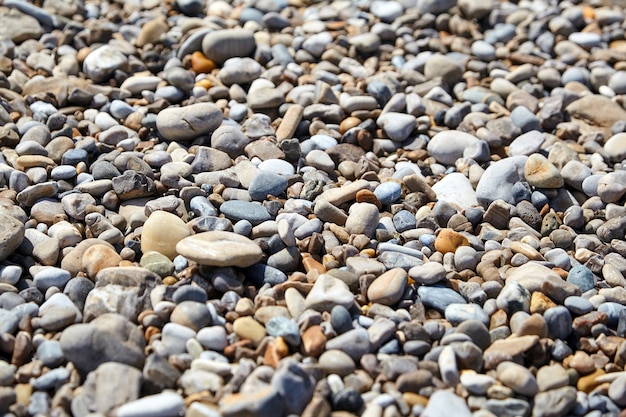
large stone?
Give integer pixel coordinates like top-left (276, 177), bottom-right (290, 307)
top-left (156, 103), bottom-right (223, 141)
top-left (305, 274), bottom-right (355, 311)
top-left (83, 267), bottom-right (162, 322)
top-left (566, 95), bottom-right (626, 135)
top-left (422, 390), bottom-right (471, 417)
top-left (60, 313), bottom-right (146, 374)
top-left (431, 172), bottom-right (478, 210)
top-left (475, 155), bottom-right (528, 207)
top-left (0, 212), bottom-right (24, 262)
top-left (82, 45), bottom-right (128, 83)
top-left (506, 263), bottom-right (580, 303)
top-left (74, 362), bottom-right (143, 415)
top-left (202, 29), bottom-right (256, 65)
top-left (141, 211), bottom-right (191, 260)
top-left (427, 130), bottom-right (480, 165)
top-left (176, 231), bottom-right (263, 267)
top-left (0, 10), bottom-right (43, 43)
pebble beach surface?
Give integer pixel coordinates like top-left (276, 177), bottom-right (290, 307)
top-left (3, 0), bottom-right (626, 416)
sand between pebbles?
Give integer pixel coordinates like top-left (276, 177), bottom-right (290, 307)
top-left (2, 0), bottom-right (626, 416)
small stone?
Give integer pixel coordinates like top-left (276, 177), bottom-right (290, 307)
top-left (305, 274), bottom-right (354, 311)
top-left (140, 211), bottom-right (191, 260)
top-left (374, 182), bottom-right (402, 205)
top-left (82, 244), bottom-right (122, 280)
top-left (232, 316), bottom-right (266, 346)
top-left (536, 364), bottom-right (570, 392)
top-left (377, 112), bottom-right (416, 142)
top-left (345, 203), bottom-right (380, 238)
top-left (219, 200), bottom-right (272, 225)
top-left (83, 45), bottom-right (127, 83)
top-left (476, 156), bottom-right (527, 207)
top-left (271, 360), bottom-right (315, 415)
top-left (248, 172), bottom-right (288, 201)
top-left (417, 286), bottom-right (467, 313)
top-left (422, 390), bottom-right (471, 417)
top-left (424, 55), bottom-right (463, 86)
top-left (318, 349), bottom-right (354, 376)
top-left (431, 173), bottom-right (479, 210)
top-left (597, 171), bottom-right (626, 203)
top-left (567, 264), bottom-right (594, 292)
top-left (608, 375), bottom-right (626, 407)
top-left (266, 317), bottom-right (300, 346)
top-left (170, 301), bottom-right (211, 331)
top-left (202, 29), bottom-right (256, 65)
top-left (524, 153), bottom-right (564, 188)
top-left (496, 361), bottom-right (538, 397)
top-left (602, 131), bottom-right (626, 161)
top-left (445, 304), bottom-right (489, 326)
top-left (59, 313), bottom-right (145, 374)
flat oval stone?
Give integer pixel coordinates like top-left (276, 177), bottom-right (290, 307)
top-left (156, 103), bottom-right (222, 142)
top-left (202, 29), bottom-right (256, 64)
top-left (219, 200), bottom-right (272, 225)
top-left (176, 231), bottom-right (263, 267)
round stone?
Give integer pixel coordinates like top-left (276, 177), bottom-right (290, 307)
top-left (141, 211), bottom-right (191, 260)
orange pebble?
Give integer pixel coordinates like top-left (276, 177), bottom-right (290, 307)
top-left (191, 51), bottom-right (216, 73)
top-left (355, 189), bottom-right (382, 209)
top-left (302, 256), bottom-right (326, 275)
top-left (195, 79), bottom-right (213, 89)
top-left (582, 5), bottom-right (594, 20)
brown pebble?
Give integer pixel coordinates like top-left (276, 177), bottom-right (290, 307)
top-left (530, 292), bottom-right (557, 314)
top-left (516, 313), bottom-right (547, 338)
top-left (576, 368), bottom-right (605, 393)
top-left (191, 51), bottom-right (216, 73)
top-left (572, 312), bottom-right (608, 338)
top-left (302, 256), bottom-right (326, 275)
top-left (276, 104), bottom-right (303, 141)
top-left (566, 350), bottom-right (596, 375)
top-left (263, 337), bottom-right (289, 368)
top-left (355, 189), bottom-right (382, 209)
top-left (434, 228), bottom-right (470, 254)
top-left (162, 276), bottom-right (177, 285)
top-left (490, 309), bottom-right (508, 329)
top-left (82, 244), bottom-right (122, 280)
top-left (301, 325), bottom-right (326, 357)
top-left (402, 392), bottom-right (428, 408)
top-left (340, 117), bottom-right (362, 134)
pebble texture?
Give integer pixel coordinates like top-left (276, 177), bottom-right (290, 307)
top-left (1, 0), bottom-right (626, 416)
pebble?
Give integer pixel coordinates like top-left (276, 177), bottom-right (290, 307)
top-left (377, 113), bottom-right (416, 142)
top-left (117, 391), bottom-right (185, 417)
top-left (427, 130), bottom-right (479, 165)
top-left (367, 268), bottom-right (407, 306)
top-left (248, 171), bottom-right (288, 201)
top-left (0, 212), bottom-right (25, 261)
top-left (422, 390), bottom-right (472, 417)
top-left (176, 231), bottom-right (263, 267)
top-left (409, 262), bottom-right (446, 285)
top-left (156, 103), bottom-right (222, 141)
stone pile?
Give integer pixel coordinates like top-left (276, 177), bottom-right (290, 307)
top-left (1, 0), bottom-right (626, 416)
